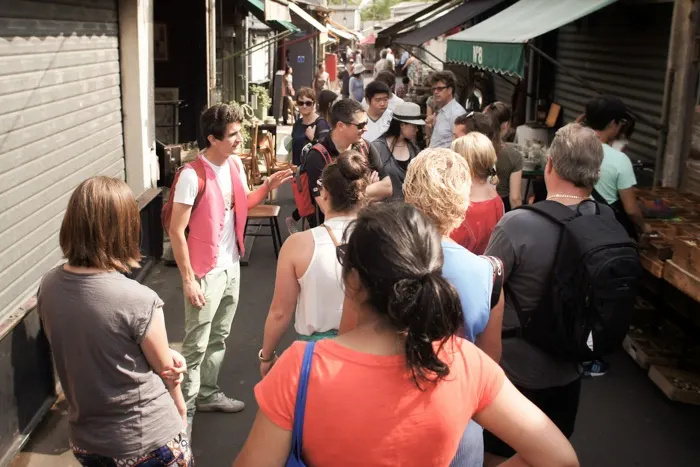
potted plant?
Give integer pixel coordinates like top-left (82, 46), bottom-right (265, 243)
top-left (250, 85), bottom-right (272, 121)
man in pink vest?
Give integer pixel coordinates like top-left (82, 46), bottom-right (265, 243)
top-left (169, 104), bottom-right (292, 432)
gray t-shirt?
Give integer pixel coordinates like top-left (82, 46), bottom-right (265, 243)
top-left (37, 267), bottom-right (182, 457)
top-left (485, 205), bottom-right (585, 390)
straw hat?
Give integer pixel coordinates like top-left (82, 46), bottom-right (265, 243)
top-left (392, 102), bottom-right (425, 125)
top-left (353, 63), bottom-right (366, 75)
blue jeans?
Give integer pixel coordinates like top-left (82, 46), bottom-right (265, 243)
top-left (450, 420), bottom-right (484, 467)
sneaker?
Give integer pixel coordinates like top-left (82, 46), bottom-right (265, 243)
top-left (582, 359), bottom-right (610, 377)
top-left (195, 393), bottom-right (245, 413)
top-left (285, 216), bottom-right (300, 235)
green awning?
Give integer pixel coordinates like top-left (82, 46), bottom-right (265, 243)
top-left (446, 0), bottom-right (617, 77)
top-left (245, 0), bottom-right (300, 33)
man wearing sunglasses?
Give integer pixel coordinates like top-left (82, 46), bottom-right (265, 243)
top-left (429, 70), bottom-right (466, 149)
top-left (302, 98), bottom-right (383, 227)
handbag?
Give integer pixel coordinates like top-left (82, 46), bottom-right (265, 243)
top-left (286, 342), bottom-right (316, 467)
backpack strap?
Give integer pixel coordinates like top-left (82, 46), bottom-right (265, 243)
top-left (289, 342), bottom-right (316, 461)
top-left (189, 157), bottom-right (207, 211)
top-left (321, 224), bottom-right (341, 247)
top-left (313, 143), bottom-right (333, 165)
top-left (480, 256), bottom-right (503, 310)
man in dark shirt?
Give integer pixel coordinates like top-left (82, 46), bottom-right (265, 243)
top-left (339, 61), bottom-right (353, 99)
top-left (304, 98), bottom-right (382, 226)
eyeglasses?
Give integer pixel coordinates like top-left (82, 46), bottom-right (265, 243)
top-left (432, 85), bottom-right (448, 93)
top-left (297, 100), bottom-right (314, 107)
top-left (335, 243), bottom-right (348, 265)
top-left (343, 121), bottom-right (368, 131)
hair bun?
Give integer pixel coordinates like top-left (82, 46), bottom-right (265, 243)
top-left (337, 150), bottom-right (369, 181)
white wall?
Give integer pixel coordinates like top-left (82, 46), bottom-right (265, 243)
top-left (119, 0), bottom-right (158, 196)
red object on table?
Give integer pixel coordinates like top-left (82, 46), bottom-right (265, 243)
top-left (325, 53), bottom-right (338, 82)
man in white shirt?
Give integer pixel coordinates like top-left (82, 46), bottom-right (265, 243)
top-left (386, 48), bottom-right (395, 68)
top-left (371, 70), bottom-right (404, 112)
top-left (373, 49), bottom-right (390, 77)
top-left (363, 81), bottom-right (392, 143)
top-left (428, 70), bottom-right (467, 148)
top-left (169, 104), bottom-right (291, 433)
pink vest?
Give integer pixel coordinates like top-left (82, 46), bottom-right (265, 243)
top-left (187, 155), bottom-right (248, 278)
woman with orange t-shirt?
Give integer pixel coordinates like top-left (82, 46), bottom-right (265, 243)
top-left (234, 203), bottom-right (579, 467)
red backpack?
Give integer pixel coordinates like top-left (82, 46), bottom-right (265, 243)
top-left (292, 143), bottom-right (333, 218)
top-left (161, 158), bottom-right (207, 235)
top-left (291, 140), bottom-right (370, 218)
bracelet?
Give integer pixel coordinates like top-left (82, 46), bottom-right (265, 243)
top-left (258, 349), bottom-right (276, 362)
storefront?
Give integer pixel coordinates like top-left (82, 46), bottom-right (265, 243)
top-left (0, 1), bottom-right (160, 463)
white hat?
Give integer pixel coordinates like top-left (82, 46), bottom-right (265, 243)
top-left (392, 102), bottom-right (425, 125)
top-left (353, 63), bottom-right (366, 75)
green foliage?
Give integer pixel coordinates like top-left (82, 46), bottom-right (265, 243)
top-left (250, 85), bottom-right (272, 111)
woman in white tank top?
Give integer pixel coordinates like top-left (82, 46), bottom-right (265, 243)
top-left (259, 151), bottom-right (371, 376)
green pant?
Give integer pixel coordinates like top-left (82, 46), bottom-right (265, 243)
top-left (181, 264), bottom-right (240, 414)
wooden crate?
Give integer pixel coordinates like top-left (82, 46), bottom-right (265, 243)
top-left (664, 260), bottom-right (700, 303)
top-left (623, 334), bottom-right (681, 370)
top-left (640, 251), bottom-right (665, 278)
top-left (649, 366), bottom-right (700, 405)
top-left (671, 236), bottom-right (700, 274)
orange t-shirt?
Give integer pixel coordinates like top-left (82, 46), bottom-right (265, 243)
top-left (254, 337), bottom-right (505, 466)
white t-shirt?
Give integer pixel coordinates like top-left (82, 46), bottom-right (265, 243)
top-left (364, 110), bottom-right (393, 143)
top-left (174, 157), bottom-right (247, 272)
top-left (386, 51), bottom-right (395, 66)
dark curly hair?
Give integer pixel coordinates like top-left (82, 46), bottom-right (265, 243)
top-left (200, 103), bottom-right (244, 148)
top-left (339, 202), bottom-right (463, 389)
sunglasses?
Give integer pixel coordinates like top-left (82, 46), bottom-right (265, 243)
top-left (432, 85), bottom-right (448, 93)
top-left (335, 243), bottom-right (348, 265)
top-left (297, 100), bottom-right (314, 107)
top-left (343, 121), bottom-right (368, 131)
top-left (317, 178), bottom-right (323, 187)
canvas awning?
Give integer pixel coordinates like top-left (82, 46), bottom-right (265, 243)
top-left (287, 1), bottom-right (328, 34)
top-left (245, 0), bottom-right (300, 33)
top-left (327, 24), bottom-right (354, 41)
top-left (375, 0), bottom-right (458, 48)
top-left (446, 0), bottom-right (617, 77)
top-left (396, 0), bottom-right (508, 47)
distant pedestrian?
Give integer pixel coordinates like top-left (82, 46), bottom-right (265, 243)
top-left (233, 202), bottom-right (579, 467)
top-left (373, 49), bottom-right (391, 77)
top-left (484, 102), bottom-right (523, 211)
top-left (312, 62), bottom-right (329, 99)
top-left (429, 70), bottom-right (467, 148)
top-left (338, 60), bottom-right (353, 99)
top-left (38, 176), bottom-right (193, 466)
top-left (349, 63), bottom-right (365, 102)
top-left (282, 66), bottom-right (295, 125)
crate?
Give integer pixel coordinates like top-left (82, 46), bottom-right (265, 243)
top-left (664, 260), bottom-right (700, 303)
top-left (623, 334), bottom-right (681, 370)
top-left (648, 366), bottom-right (700, 405)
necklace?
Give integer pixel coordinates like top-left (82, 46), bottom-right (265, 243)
top-left (547, 193), bottom-right (588, 200)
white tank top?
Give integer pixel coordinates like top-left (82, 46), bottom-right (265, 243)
top-left (295, 216), bottom-right (354, 335)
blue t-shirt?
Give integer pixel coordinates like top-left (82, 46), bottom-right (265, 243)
top-left (441, 240), bottom-right (493, 342)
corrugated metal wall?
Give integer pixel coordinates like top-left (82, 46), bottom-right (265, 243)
top-left (0, 0), bottom-right (125, 320)
top-left (553, 2), bottom-right (672, 163)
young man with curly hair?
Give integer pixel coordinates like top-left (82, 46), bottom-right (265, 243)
top-left (169, 104), bottom-right (292, 433)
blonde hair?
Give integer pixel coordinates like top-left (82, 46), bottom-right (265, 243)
top-left (403, 148), bottom-right (472, 236)
top-left (451, 132), bottom-right (499, 185)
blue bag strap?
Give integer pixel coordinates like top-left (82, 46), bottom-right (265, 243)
top-left (290, 342), bottom-right (316, 459)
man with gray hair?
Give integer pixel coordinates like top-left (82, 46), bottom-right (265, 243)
top-left (483, 123), bottom-right (609, 463)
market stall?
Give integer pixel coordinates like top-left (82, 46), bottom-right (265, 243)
top-left (629, 187), bottom-right (700, 404)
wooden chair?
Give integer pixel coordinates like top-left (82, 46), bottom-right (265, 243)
top-left (260, 132), bottom-right (296, 175)
top-left (245, 204), bottom-right (283, 259)
top-left (239, 125), bottom-right (262, 189)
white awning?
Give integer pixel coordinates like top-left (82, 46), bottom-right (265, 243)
top-left (327, 24), bottom-right (354, 41)
top-left (288, 2), bottom-right (327, 34)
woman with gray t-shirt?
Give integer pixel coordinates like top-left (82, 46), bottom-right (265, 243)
top-left (37, 177), bottom-right (193, 466)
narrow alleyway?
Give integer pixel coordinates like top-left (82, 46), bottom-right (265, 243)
top-left (14, 185), bottom-right (700, 467)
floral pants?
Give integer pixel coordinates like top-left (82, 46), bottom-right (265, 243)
top-left (71, 434), bottom-right (193, 466)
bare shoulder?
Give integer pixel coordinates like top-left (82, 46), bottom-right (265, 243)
top-left (280, 229), bottom-right (316, 270)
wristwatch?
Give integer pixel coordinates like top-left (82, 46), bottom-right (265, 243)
top-left (258, 349), bottom-right (276, 362)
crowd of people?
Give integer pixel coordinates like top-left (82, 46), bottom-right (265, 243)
top-left (35, 49), bottom-right (645, 466)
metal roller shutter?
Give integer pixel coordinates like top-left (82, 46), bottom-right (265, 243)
top-left (553, 2), bottom-right (672, 163)
top-left (0, 0), bottom-right (125, 320)
top-left (493, 73), bottom-right (514, 106)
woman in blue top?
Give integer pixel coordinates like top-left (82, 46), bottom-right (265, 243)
top-left (403, 147), bottom-right (504, 467)
top-left (291, 87), bottom-right (331, 166)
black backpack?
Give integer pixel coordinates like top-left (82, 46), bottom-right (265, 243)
top-left (511, 200), bottom-right (642, 363)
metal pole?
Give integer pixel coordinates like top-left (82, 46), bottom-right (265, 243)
top-left (526, 47), bottom-right (535, 122)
